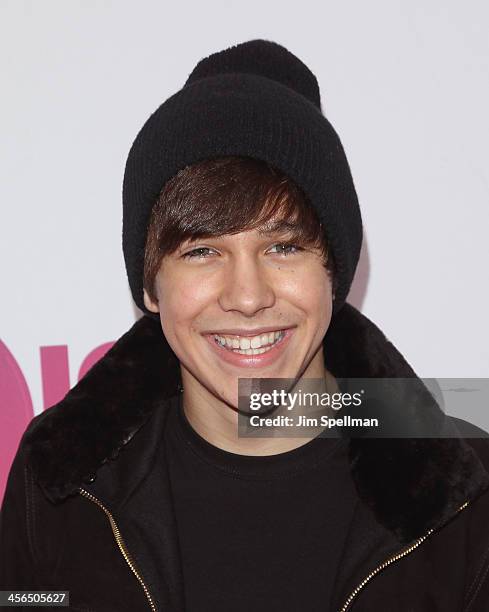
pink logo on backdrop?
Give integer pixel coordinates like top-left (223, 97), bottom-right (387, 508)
top-left (0, 339), bottom-right (114, 505)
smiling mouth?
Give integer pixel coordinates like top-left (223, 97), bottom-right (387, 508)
top-left (212, 330), bottom-right (287, 355)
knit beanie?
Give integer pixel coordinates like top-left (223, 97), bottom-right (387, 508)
top-left (122, 38), bottom-right (363, 319)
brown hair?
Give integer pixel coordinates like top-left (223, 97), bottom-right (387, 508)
top-left (143, 156), bottom-right (336, 303)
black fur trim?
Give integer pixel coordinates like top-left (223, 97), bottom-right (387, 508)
top-left (23, 303), bottom-right (489, 543)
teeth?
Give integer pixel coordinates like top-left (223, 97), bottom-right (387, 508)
top-left (240, 337), bottom-right (251, 350)
top-left (213, 330), bottom-right (285, 354)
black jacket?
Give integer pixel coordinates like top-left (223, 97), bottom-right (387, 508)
top-left (2, 303), bottom-right (489, 611)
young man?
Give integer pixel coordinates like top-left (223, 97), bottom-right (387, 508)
top-left (2, 39), bottom-right (489, 611)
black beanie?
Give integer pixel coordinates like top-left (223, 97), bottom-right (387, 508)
top-left (122, 38), bottom-right (363, 319)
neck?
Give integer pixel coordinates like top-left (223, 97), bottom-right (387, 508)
top-left (181, 365), bottom-right (339, 457)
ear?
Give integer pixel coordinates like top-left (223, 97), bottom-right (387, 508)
top-left (143, 288), bottom-right (160, 313)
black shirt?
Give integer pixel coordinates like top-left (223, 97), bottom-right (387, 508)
top-left (164, 394), bottom-right (358, 612)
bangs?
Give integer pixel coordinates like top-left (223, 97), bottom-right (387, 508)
top-left (143, 156), bottom-right (335, 300)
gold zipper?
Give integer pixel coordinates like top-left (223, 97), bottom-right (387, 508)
top-left (79, 487), bottom-right (157, 612)
top-left (78, 483), bottom-right (470, 612)
top-left (338, 500), bottom-right (470, 612)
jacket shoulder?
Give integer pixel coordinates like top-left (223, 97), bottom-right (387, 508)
top-left (450, 415), bottom-right (489, 471)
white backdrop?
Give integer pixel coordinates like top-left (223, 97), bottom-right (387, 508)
top-left (1, 0), bottom-right (488, 431)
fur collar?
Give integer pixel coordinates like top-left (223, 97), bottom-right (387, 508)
top-left (24, 303), bottom-right (489, 544)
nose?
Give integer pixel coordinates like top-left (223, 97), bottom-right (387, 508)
top-left (218, 254), bottom-right (276, 316)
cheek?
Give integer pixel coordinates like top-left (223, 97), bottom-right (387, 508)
top-left (280, 264), bottom-right (332, 310)
top-left (157, 272), bottom-right (215, 326)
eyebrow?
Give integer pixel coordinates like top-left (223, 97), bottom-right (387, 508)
top-left (256, 219), bottom-right (298, 236)
top-left (179, 219), bottom-right (299, 250)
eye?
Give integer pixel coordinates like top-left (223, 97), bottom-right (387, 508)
top-left (181, 247), bottom-right (217, 259)
top-left (268, 243), bottom-right (303, 256)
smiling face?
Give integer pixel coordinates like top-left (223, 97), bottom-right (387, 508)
top-left (143, 216), bottom-right (334, 411)
top-left (141, 157), bottom-right (336, 436)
